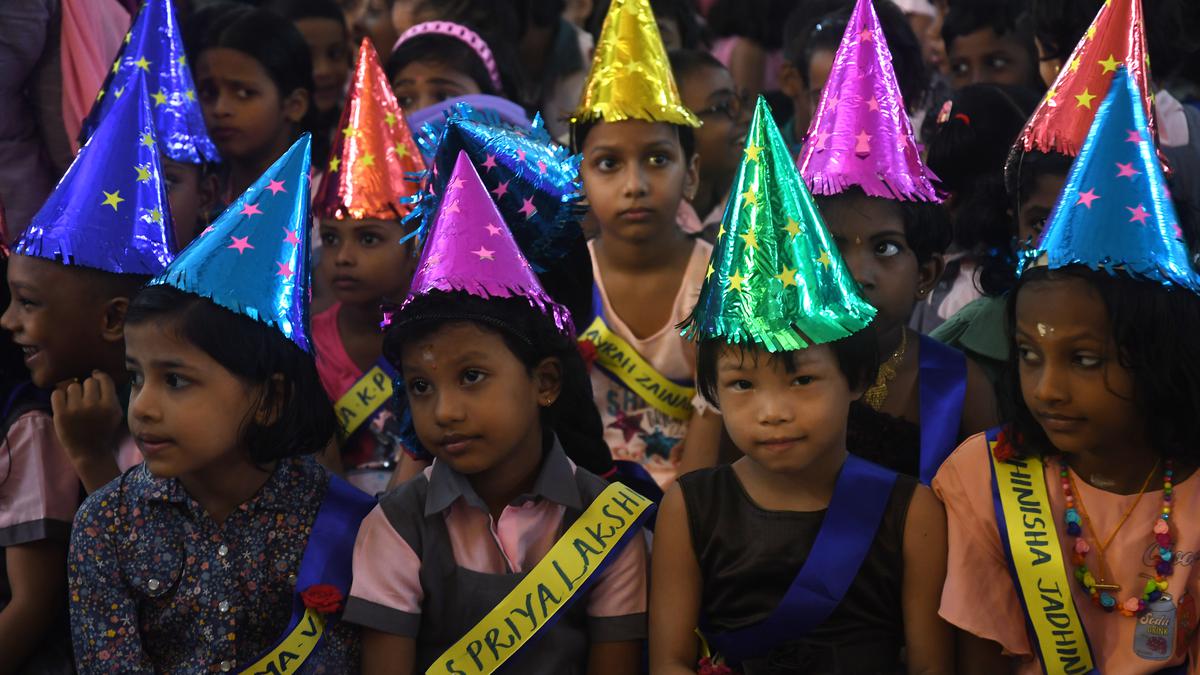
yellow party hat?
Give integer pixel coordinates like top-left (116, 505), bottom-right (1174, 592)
top-left (570, 0), bottom-right (700, 127)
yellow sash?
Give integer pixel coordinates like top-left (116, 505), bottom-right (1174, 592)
top-left (240, 608), bottom-right (326, 675)
top-left (427, 483), bottom-right (653, 675)
top-left (578, 316), bottom-right (694, 421)
top-left (334, 365), bottom-right (394, 438)
top-left (989, 443), bottom-right (1095, 675)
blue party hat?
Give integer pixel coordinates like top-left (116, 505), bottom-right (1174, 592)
top-left (80, 0), bottom-right (218, 164)
top-left (406, 103), bottom-right (585, 271)
top-left (150, 134), bottom-right (314, 351)
top-left (1022, 67), bottom-right (1200, 292)
top-left (15, 72), bottom-right (174, 276)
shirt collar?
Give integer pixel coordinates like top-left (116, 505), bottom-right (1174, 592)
top-left (424, 435), bottom-right (582, 516)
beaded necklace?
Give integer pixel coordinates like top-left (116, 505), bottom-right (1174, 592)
top-left (1059, 458), bottom-right (1175, 617)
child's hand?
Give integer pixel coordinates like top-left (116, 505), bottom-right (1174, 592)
top-left (52, 370), bottom-right (124, 493)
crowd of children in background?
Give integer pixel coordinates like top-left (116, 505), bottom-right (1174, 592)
top-left (3, 0), bottom-right (1200, 673)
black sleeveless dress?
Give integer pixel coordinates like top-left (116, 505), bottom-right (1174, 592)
top-left (679, 465), bottom-right (918, 675)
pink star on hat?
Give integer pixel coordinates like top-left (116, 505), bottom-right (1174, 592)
top-left (481, 154), bottom-right (498, 172)
top-left (228, 235), bottom-right (254, 254)
top-left (472, 246), bottom-right (495, 261)
top-left (491, 181), bottom-right (510, 198)
top-left (1076, 189), bottom-right (1100, 208)
top-left (1127, 204), bottom-right (1151, 224)
top-left (275, 261), bottom-right (294, 278)
top-left (266, 179), bottom-right (286, 195)
top-left (448, 176), bottom-right (466, 191)
top-left (283, 228), bottom-right (301, 246)
top-left (1116, 162), bottom-right (1141, 179)
top-left (240, 202), bottom-right (262, 217)
top-left (518, 197), bottom-right (537, 218)
top-left (1126, 129), bottom-right (1143, 143)
top-left (485, 223), bottom-right (502, 236)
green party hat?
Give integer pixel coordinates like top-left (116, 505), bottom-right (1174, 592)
top-left (681, 96), bottom-right (875, 351)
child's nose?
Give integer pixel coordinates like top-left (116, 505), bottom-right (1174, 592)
top-left (1031, 362), bottom-right (1069, 405)
top-left (622, 165), bottom-right (649, 198)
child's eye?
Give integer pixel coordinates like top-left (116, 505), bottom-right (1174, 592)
top-left (875, 241), bottom-right (902, 257)
top-left (1017, 345), bottom-right (1041, 364)
top-left (988, 56), bottom-right (1012, 71)
top-left (407, 379), bottom-right (430, 396)
top-left (396, 94), bottom-right (415, 108)
top-left (727, 379), bottom-right (752, 391)
top-left (15, 296), bottom-right (37, 309)
top-left (236, 88), bottom-right (254, 99)
top-left (647, 154), bottom-right (670, 167)
top-left (360, 233), bottom-right (380, 246)
top-left (951, 60), bottom-right (969, 75)
top-left (461, 369), bottom-right (486, 386)
top-left (128, 370), bottom-right (144, 388)
top-left (792, 375), bottom-right (815, 386)
top-left (165, 373), bottom-right (191, 389)
top-left (321, 233), bottom-right (339, 247)
top-left (1074, 353), bottom-right (1102, 368)
top-left (593, 157), bottom-right (619, 172)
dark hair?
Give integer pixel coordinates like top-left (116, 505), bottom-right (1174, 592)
top-left (926, 83), bottom-right (1041, 294)
top-left (815, 188), bottom-right (953, 266)
top-left (264, 0), bottom-right (346, 26)
top-left (696, 327), bottom-right (880, 407)
top-left (785, 0), bottom-right (929, 113)
top-left (1003, 265), bottom-right (1200, 463)
top-left (385, 32), bottom-right (523, 104)
top-left (706, 0), bottom-right (796, 49)
top-left (667, 48), bottom-right (726, 83)
top-left (194, 6), bottom-right (319, 139)
top-left (942, 0), bottom-right (1043, 88)
top-left (125, 285), bottom-right (336, 463)
top-left (382, 291), bottom-right (613, 476)
top-left (588, 0), bottom-right (708, 50)
top-left (571, 119), bottom-right (696, 163)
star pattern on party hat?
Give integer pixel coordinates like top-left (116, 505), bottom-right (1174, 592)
top-left (16, 72), bottom-right (174, 275)
top-left (682, 97), bottom-right (876, 352)
top-left (150, 134), bottom-right (315, 351)
top-left (1015, 0), bottom-right (1157, 159)
top-left (1022, 68), bottom-right (1199, 292)
top-left (401, 150), bottom-right (574, 336)
top-left (81, 0), bottom-right (218, 164)
top-left (406, 103), bottom-right (586, 271)
top-left (569, 0), bottom-right (699, 127)
top-left (797, 0), bottom-right (940, 202)
top-left (315, 39), bottom-right (424, 221)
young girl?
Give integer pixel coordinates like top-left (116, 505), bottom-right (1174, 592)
top-left (942, 0), bottom-right (1043, 91)
top-left (572, 0), bottom-right (723, 485)
top-left (68, 135), bottom-right (375, 673)
top-left (799, 0), bottom-right (995, 483)
top-left (312, 37), bottom-right (423, 490)
top-left (651, 96), bottom-right (951, 675)
top-left (936, 67), bottom-right (1200, 675)
top-left (194, 5), bottom-right (317, 200)
top-left (387, 20), bottom-right (522, 116)
top-left (344, 152), bottom-right (647, 674)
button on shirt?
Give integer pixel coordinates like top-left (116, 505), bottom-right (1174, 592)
top-left (68, 456), bottom-right (360, 673)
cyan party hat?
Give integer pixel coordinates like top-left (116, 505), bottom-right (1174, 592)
top-left (402, 150), bottom-right (573, 335)
top-left (80, 0), bottom-right (219, 164)
top-left (151, 134), bottom-right (315, 350)
top-left (407, 103), bottom-right (585, 271)
top-left (1022, 67), bottom-right (1199, 292)
top-left (682, 97), bottom-right (876, 351)
top-left (16, 72), bottom-right (174, 276)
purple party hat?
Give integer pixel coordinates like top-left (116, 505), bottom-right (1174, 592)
top-left (402, 150), bottom-right (573, 335)
top-left (797, 0), bottom-right (940, 202)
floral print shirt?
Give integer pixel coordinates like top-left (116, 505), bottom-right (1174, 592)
top-left (68, 456), bottom-right (360, 674)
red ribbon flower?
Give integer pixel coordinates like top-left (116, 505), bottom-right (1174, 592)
top-left (301, 584), bottom-right (344, 615)
top-left (992, 427), bottom-right (1021, 462)
top-left (577, 339), bottom-right (598, 372)
top-left (698, 656), bottom-right (734, 675)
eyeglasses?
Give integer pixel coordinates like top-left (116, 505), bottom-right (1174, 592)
top-left (696, 90), bottom-right (751, 121)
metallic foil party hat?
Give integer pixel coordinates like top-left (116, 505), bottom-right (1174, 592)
top-left (1022, 67), bottom-right (1199, 292)
top-left (315, 38), bottom-right (424, 221)
top-left (80, 0), bottom-right (218, 164)
top-left (151, 134), bottom-right (316, 350)
top-left (798, 0), bottom-right (940, 202)
top-left (570, 0), bottom-right (699, 127)
top-left (17, 72), bottom-right (175, 276)
top-left (682, 97), bottom-right (877, 351)
top-left (402, 150), bottom-right (573, 335)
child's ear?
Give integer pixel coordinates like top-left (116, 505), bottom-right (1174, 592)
top-left (282, 87), bottom-right (310, 125)
top-left (532, 357), bottom-right (563, 408)
top-left (254, 373), bottom-right (288, 427)
top-left (683, 152), bottom-right (700, 201)
top-left (915, 252), bottom-right (946, 301)
top-left (100, 296), bottom-right (131, 343)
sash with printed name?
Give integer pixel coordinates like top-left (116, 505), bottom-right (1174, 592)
top-left (578, 315), bottom-right (694, 422)
top-left (427, 482), bottom-right (654, 675)
top-left (335, 358), bottom-right (400, 440)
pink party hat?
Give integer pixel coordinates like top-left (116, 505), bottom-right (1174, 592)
top-left (403, 150), bottom-right (573, 335)
top-left (797, 0), bottom-right (940, 202)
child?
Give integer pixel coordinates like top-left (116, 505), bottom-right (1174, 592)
top-left (387, 20), bottom-right (521, 115)
top-left (0, 255), bottom-right (76, 673)
top-left (669, 49), bottom-right (748, 240)
top-left (68, 134), bottom-right (375, 673)
top-left (344, 151), bottom-right (650, 674)
top-left (652, 95), bottom-right (952, 675)
top-left (194, 5), bottom-right (317, 200)
top-left (799, 0), bottom-right (995, 483)
top-left (3, 78), bottom-right (174, 495)
top-left (311, 37), bottom-right (423, 490)
top-left (935, 67), bottom-right (1200, 674)
top-left (572, 0), bottom-right (723, 485)
top-left (80, 0), bottom-right (221, 249)
top-left (942, 0), bottom-right (1043, 91)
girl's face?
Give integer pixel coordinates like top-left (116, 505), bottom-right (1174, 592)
top-left (391, 60), bottom-right (482, 112)
top-left (318, 218), bottom-right (416, 307)
top-left (580, 119), bottom-right (699, 243)
top-left (716, 344), bottom-right (858, 474)
top-left (125, 320), bottom-right (265, 479)
top-left (1015, 275), bottom-right (1147, 457)
top-left (806, 48), bottom-right (836, 114)
top-left (401, 321), bottom-right (560, 476)
top-left (196, 48), bottom-right (309, 164)
top-left (947, 27), bottom-right (1034, 90)
top-left (1017, 172), bottom-right (1068, 245)
top-left (679, 65), bottom-right (748, 188)
top-left (823, 195), bottom-right (939, 333)
top-left (295, 17), bottom-right (351, 114)
top-left (162, 157), bottom-right (217, 251)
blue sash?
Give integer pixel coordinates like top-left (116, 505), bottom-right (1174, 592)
top-left (702, 455), bottom-right (898, 665)
top-left (244, 474), bottom-right (376, 673)
top-left (918, 335), bottom-right (967, 485)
